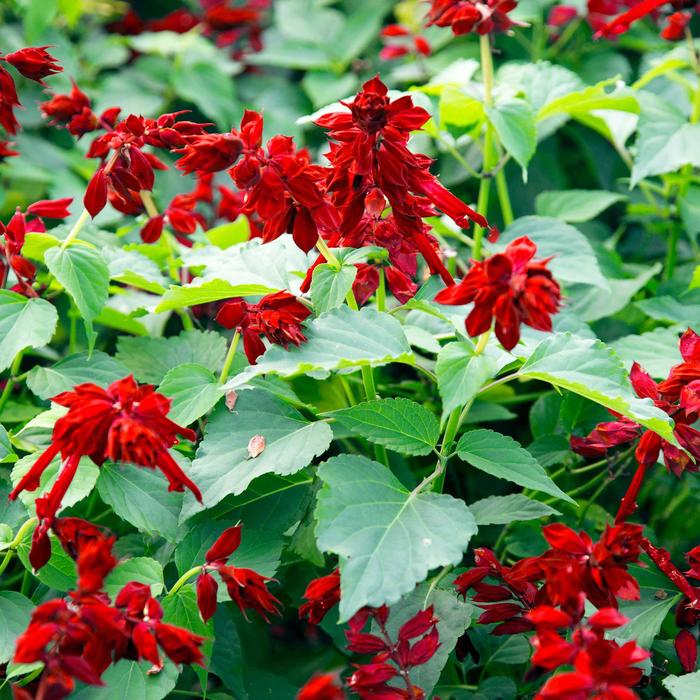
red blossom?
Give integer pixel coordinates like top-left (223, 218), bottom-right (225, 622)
top-left (3, 46), bottom-right (62, 84)
top-left (380, 24), bottom-right (431, 61)
top-left (297, 673), bottom-right (346, 699)
top-left (299, 569), bottom-right (342, 624)
top-left (216, 290), bottom-right (312, 364)
top-left (0, 65), bottom-right (21, 134)
top-left (434, 236), bottom-right (561, 350)
top-left (0, 139), bottom-right (18, 160)
top-left (594, 0), bottom-right (672, 37)
top-left (426, 0), bottom-right (522, 35)
top-left (175, 131), bottom-right (244, 173)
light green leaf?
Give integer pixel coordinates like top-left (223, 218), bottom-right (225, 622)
top-left (456, 429), bottom-right (574, 503)
top-left (45, 245), bottom-right (109, 351)
top-left (155, 279), bottom-right (277, 312)
top-left (680, 186), bottom-right (700, 243)
top-left (612, 327), bottom-right (683, 379)
top-left (158, 363), bottom-right (222, 426)
top-left (117, 330), bottom-right (227, 384)
top-left (0, 291), bottom-right (58, 373)
top-left (205, 218), bottom-right (251, 249)
top-left (0, 592), bottom-right (34, 664)
top-left (70, 660), bottom-right (179, 700)
top-left (469, 494), bottom-right (560, 525)
top-left (617, 591), bottom-right (681, 649)
top-left (519, 333), bottom-right (677, 443)
top-left (486, 100), bottom-right (536, 174)
top-left (535, 190), bottom-right (626, 223)
top-left (104, 558), bottom-right (164, 599)
top-left (310, 263), bottom-right (357, 314)
top-left (316, 454), bottom-right (477, 620)
top-left (182, 391), bottom-right (332, 518)
top-left (103, 247), bottom-right (167, 295)
top-left (97, 462), bottom-right (186, 542)
top-left (330, 398), bottom-right (440, 456)
top-left (635, 297), bottom-right (700, 326)
top-left (663, 671), bottom-right (700, 700)
top-left (537, 79), bottom-right (638, 122)
top-left (440, 87), bottom-right (485, 127)
top-left (27, 351), bottom-right (129, 400)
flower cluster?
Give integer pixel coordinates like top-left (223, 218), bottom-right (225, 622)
top-left (434, 236), bottom-right (562, 350)
top-left (425, 0), bottom-right (522, 35)
top-left (12, 522), bottom-right (204, 700)
top-left (195, 524), bottom-right (282, 622)
top-left (9, 375), bottom-right (200, 570)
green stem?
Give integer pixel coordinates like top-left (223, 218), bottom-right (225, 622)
top-left (377, 267), bottom-right (386, 312)
top-left (60, 208), bottom-right (90, 250)
top-left (0, 351), bottom-right (24, 417)
top-left (0, 517), bottom-right (38, 577)
top-left (219, 330), bottom-right (240, 384)
top-left (495, 168), bottom-right (514, 226)
top-left (166, 566), bottom-right (201, 597)
top-left (315, 236), bottom-right (341, 269)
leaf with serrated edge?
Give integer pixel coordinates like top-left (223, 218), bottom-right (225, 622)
top-left (316, 454), bottom-right (477, 621)
top-left (158, 363), bottom-right (222, 426)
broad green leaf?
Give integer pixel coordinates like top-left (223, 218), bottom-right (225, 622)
top-left (117, 330), bottom-right (227, 384)
top-left (205, 218), bottom-right (250, 248)
top-left (633, 55), bottom-right (690, 90)
top-left (45, 245), bottom-right (109, 351)
top-left (330, 0), bottom-right (394, 66)
top-left (155, 279), bottom-right (277, 312)
top-left (486, 100), bottom-right (536, 174)
top-left (211, 607), bottom-right (248, 700)
top-left (103, 247), bottom-right (167, 294)
top-left (182, 391), bottom-right (332, 517)
top-left (316, 454), bottom-right (477, 620)
top-left (27, 351), bottom-right (129, 400)
top-left (636, 296), bottom-right (700, 325)
top-left (469, 494), bottom-right (560, 525)
top-left (158, 363), bottom-right (222, 426)
top-left (535, 190), bottom-right (626, 223)
top-left (310, 263), bottom-right (357, 314)
top-left (11, 453), bottom-right (99, 511)
top-left (71, 660), bottom-right (178, 700)
top-left (440, 87), bottom-right (485, 127)
top-left (631, 93), bottom-right (700, 187)
top-left (17, 534), bottom-right (76, 591)
top-left (616, 591), bottom-right (681, 649)
top-left (679, 186), bottom-right (700, 243)
top-left (519, 333), bottom-right (677, 443)
top-left (612, 327), bottom-right (683, 379)
top-left (0, 424), bottom-right (15, 463)
top-left (330, 398), bottom-right (440, 456)
top-left (0, 592), bottom-right (34, 664)
top-left (456, 429), bottom-right (574, 503)
top-left (104, 558), bottom-right (164, 599)
top-left (435, 342), bottom-right (506, 420)
top-left (97, 462), bottom-right (186, 542)
top-left (225, 306), bottom-right (413, 389)
top-left (537, 79), bottom-right (638, 122)
top-left (0, 291), bottom-right (58, 372)
top-left (161, 587), bottom-right (213, 663)
top-left (377, 585), bottom-right (472, 696)
top-left (22, 231), bottom-right (60, 261)
top-left (663, 671), bottom-right (700, 700)
top-left (24, 0), bottom-right (58, 42)
top-left (496, 217), bottom-right (608, 289)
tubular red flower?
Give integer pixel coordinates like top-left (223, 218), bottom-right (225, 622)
top-left (299, 569), bottom-right (341, 624)
top-left (3, 46), bottom-right (62, 84)
top-left (426, 0), bottom-right (521, 35)
top-left (297, 673), bottom-right (346, 700)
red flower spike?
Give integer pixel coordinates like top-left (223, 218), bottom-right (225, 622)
top-left (3, 46), bottom-right (62, 84)
top-left (426, 0), bottom-right (522, 35)
top-left (299, 569), bottom-right (341, 624)
top-left (218, 565), bottom-right (282, 621)
top-left (435, 236), bottom-right (561, 350)
top-left (205, 524), bottom-right (243, 563)
top-left (196, 572), bottom-right (219, 622)
top-left (175, 131), bottom-right (244, 173)
top-left (398, 606), bottom-right (438, 641)
top-left (345, 631), bottom-right (390, 654)
top-left (297, 673), bottom-right (346, 700)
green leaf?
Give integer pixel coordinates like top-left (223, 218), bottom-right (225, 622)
top-left (496, 217), bottom-right (608, 289)
top-left (612, 327), bottom-right (683, 379)
top-left (24, 0), bottom-right (58, 42)
top-left (315, 454), bottom-right (477, 620)
top-left (663, 671), bottom-right (700, 700)
top-left (631, 93), bottom-right (700, 187)
top-left (0, 592), bottom-right (34, 665)
top-left (679, 186), bottom-right (700, 243)
top-left (440, 87), bottom-right (485, 127)
top-left (469, 494), bottom-right (560, 525)
top-left (97, 462), bottom-right (186, 542)
top-left (17, 534), bottom-right (76, 591)
top-left (535, 190), bottom-right (626, 223)
top-left (0, 291), bottom-right (58, 372)
top-left (155, 279), bottom-right (277, 312)
top-left (329, 398), bottom-right (440, 456)
top-left (310, 263), bottom-right (357, 314)
top-left (456, 429), bottom-right (574, 503)
top-left (205, 218), bottom-right (251, 249)
top-left (27, 351), bottom-right (130, 400)
top-left (117, 330), bottom-right (227, 384)
top-left (377, 585), bottom-right (472, 696)
top-left (104, 557), bottom-right (165, 599)
top-left (519, 333), bottom-right (677, 443)
top-left (158, 364), bottom-right (222, 426)
top-left (635, 297), bottom-right (700, 326)
top-left (0, 424), bottom-right (15, 463)
top-left (103, 247), bottom-right (167, 294)
top-left (45, 244), bottom-right (109, 351)
top-left (211, 607), bottom-right (248, 699)
top-left (181, 391), bottom-right (332, 518)
top-left (486, 100), bottom-right (536, 174)
top-left (172, 62), bottom-right (238, 130)
top-left (70, 660), bottom-right (179, 700)
top-left (161, 587), bottom-right (213, 662)
top-left (226, 306), bottom-right (413, 389)
top-left (616, 591), bottom-right (681, 649)
top-left (537, 79), bottom-right (638, 122)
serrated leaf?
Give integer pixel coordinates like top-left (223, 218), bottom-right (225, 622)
top-left (103, 247), bottom-right (167, 294)
top-left (469, 494), bottom-right (560, 525)
top-left (310, 263), bottom-right (357, 314)
top-left (316, 454), bottom-right (477, 621)
top-left (486, 100), bottom-right (536, 173)
top-left (0, 592), bottom-right (34, 665)
top-left (535, 190), bottom-right (626, 223)
top-left (45, 245), bottom-right (109, 351)
top-left (330, 398), bottom-right (440, 456)
top-left (181, 391), bottom-right (332, 519)
top-left (104, 557), bottom-right (164, 599)
top-left (158, 363), bottom-right (222, 426)
top-left (117, 330), bottom-right (227, 384)
top-left (519, 333), bottom-right (677, 443)
top-left (155, 278), bottom-right (277, 312)
top-left (0, 291), bottom-right (58, 372)
top-left (27, 351), bottom-right (130, 400)
top-left (70, 660), bottom-right (178, 700)
top-left (456, 429), bottom-right (574, 503)
top-left (97, 462), bottom-right (186, 542)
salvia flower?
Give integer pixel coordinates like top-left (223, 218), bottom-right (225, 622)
top-left (9, 375), bottom-right (200, 569)
top-left (2, 46), bottom-right (62, 84)
top-left (594, 0), bottom-right (693, 39)
top-left (216, 290), bottom-right (312, 364)
top-left (299, 569), bottom-right (342, 624)
top-left (434, 236), bottom-right (562, 351)
top-left (425, 0), bottom-right (523, 35)
top-left (195, 524), bottom-right (282, 622)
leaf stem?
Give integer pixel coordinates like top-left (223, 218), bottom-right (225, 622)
top-left (0, 517), bottom-right (38, 577)
top-left (219, 330), bottom-right (240, 384)
top-left (0, 351), bottom-right (24, 417)
top-left (166, 566), bottom-right (201, 598)
top-left (60, 209), bottom-right (90, 250)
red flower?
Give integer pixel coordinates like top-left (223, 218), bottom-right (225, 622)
top-left (0, 139), bottom-right (18, 160)
top-left (594, 0), bottom-right (672, 38)
top-left (0, 65), bottom-right (21, 134)
top-left (658, 328), bottom-right (700, 401)
top-left (661, 10), bottom-right (693, 39)
top-left (434, 236), bottom-right (561, 350)
top-left (675, 628), bottom-right (698, 673)
top-left (216, 291), bottom-right (311, 364)
top-left (40, 80), bottom-right (103, 137)
top-left (3, 46), bottom-right (62, 84)
top-left (548, 5), bottom-right (580, 26)
top-left (297, 673), bottom-right (346, 700)
top-left (299, 569), bottom-right (342, 624)
top-left (175, 131), bottom-right (244, 174)
top-left (380, 24), bottom-right (431, 61)
top-left (9, 376), bottom-right (200, 569)
top-left (426, 0), bottom-right (521, 35)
